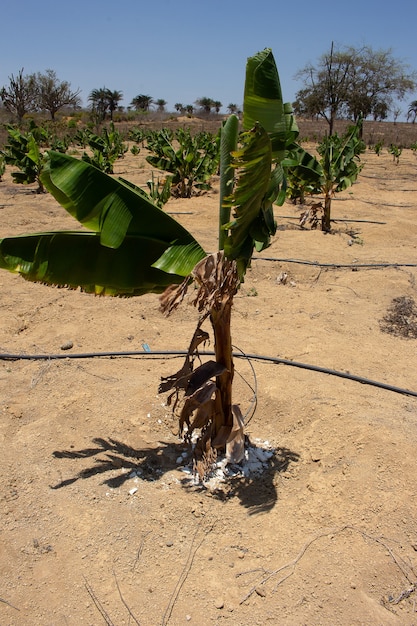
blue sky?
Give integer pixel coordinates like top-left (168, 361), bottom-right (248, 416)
top-left (1, 0), bottom-right (416, 118)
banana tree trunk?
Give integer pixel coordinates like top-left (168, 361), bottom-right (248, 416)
top-left (210, 301), bottom-right (234, 438)
top-left (322, 192), bottom-right (332, 232)
top-left (158, 252), bottom-right (241, 475)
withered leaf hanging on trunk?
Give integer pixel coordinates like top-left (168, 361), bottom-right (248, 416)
top-left (159, 275), bottom-right (192, 316)
top-left (179, 380), bottom-right (217, 435)
top-left (185, 360), bottom-right (227, 396)
top-left (158, 323), bottom-right (210, 394)
top-left (191, 252), bottom-right (239, 314)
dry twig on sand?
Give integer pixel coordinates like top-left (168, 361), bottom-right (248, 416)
top-left (161, 518), bottom-right (216, 626)
top-left (238, 524), bottom-right (417, 606)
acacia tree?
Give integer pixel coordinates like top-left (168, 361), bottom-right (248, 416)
top-left (35, 69), bottom-right (81, 120)
top-left (294, 43), bottom-right (356, 134)
top-left (0, 68), bottom-right (37, 122)
top-left (294, 43), bottom-right (416, 133)
top-left (345, 47), bottom-right (416, 122)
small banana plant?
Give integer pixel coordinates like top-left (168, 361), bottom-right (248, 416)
top-left (0, 49), bottom-right (301, 478)
top-left (2, 123), bottom-right (49, 193)
top-left (388, 143), bottom-right (402, 165)
top-left (285, 121), bottom-right (365, 232)
top-left (146, 172), bottom-right (172, 208)
top-left (81, 122), bottom-right (128, 173)
top-left (372, 140), bottom-right (384, 156)
top-left (145, 127), bottom-right (220, 198)
top-left (0, 153), bottom-right (5, 181)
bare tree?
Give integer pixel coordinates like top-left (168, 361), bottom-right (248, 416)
top-left (0, 68), bottom-right (37, 122)
top-left (35, 69), bottom-right (81, 120)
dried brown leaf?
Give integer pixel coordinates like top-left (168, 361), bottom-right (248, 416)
top-left (159, 360), bottom-right (193, 394)
top-left (178, 380), bottom-right (217, 434)
top-left (191, 252), bottom-right (239, 314)
top-left (159, 276), bottom-right (192, 316)
top-left (193, 431), bottom-right (217, 480)
top-left (226, 405), bottom-right (245, 463)
top-left (189, 399), bottom-right (216, 433)
top-left (159, 319), bottom-right (210, 395)
top-left (185, 361), bottom-right (227, 396)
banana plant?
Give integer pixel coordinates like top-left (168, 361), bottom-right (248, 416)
top-left (145, 127), bottom-right (220, 198)
top-left (81, 123), bottom-right (128, 173)
top-left (285, 121), bottom-right (365, 231)
top-left (0, 49), bottom-right (299, 477)
top-left (0, 153), bottom-right (5, 181)
top-left (2, 124), bottom-right (49, 193)
top-left (318, 124), bottom-right (365, 231)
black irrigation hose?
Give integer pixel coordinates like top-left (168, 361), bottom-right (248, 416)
top-left (1, 349), bottom-right (416, 399)
top-left (276, 215), bottom-right (387, 224)
top-left (252, 257), bottom-right (417, 268)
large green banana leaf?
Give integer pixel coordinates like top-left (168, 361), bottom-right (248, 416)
top-left (41, 152), bottom-right (201, 250)
top-left (283, 145), bottom-right (323, 188)
top-left (0, 232), bottom-right (189, 295)
top-left (0, 152), bottom-right (206, 295)
top-left (219, 49), bottom-right (304, 278)
top-left (219, 114), bottom-right (239, 250)
top-left (223, 123), bottom-right (277, 277)
top-left (243, 48), bottom-right (299, 159)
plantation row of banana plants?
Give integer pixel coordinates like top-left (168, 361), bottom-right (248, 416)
top-left (1, 114), bottom-right (369, 230)
top-left (0, 121), bottom-right (222, 200)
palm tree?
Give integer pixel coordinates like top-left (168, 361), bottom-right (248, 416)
top-left (407, 100), bottom-right (417, 123)
top-left (213, 100), bottom-right (222, 113)
top-left (195, 97), bottom-right (214, 114)
top-left (155, 99), bottom-right (167, 112)
top-left (0, 49), bottom-right (302, 477)
top-left (105, 89), bottom-right (123, 120)
top-left (130, 94), bottom-right (153, 111)
top-left (175, 103), bottom-right (184, 113)
top-left (88, 88), bottom-right (109, 121)
top-left (227, 103), bottom-right (239, 115)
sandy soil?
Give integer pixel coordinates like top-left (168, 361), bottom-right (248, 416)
top-left (0, 144), bottom-right (417, 626)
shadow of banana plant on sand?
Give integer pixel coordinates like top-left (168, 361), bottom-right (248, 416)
top-left (50, 437), bottom-right (299, 513)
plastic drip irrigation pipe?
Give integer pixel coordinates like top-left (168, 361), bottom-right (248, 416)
top-left (252, 257), bottom-right (417, 268)
top-left (1, 349), bottom-right (416, 399)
